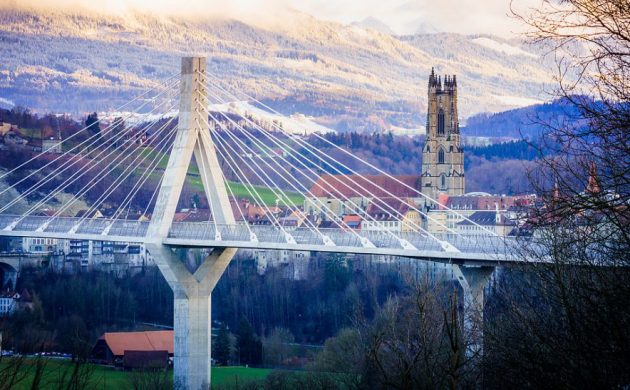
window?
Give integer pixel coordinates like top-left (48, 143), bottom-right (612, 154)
top-left (437, 108), bottom-right (445, 135)
top-left (438, 148), bottom-right (445, 164)
top-left (440, 174), bottom-right (447, 189)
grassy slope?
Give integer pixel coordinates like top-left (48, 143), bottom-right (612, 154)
top-left (2, 359), bottom-right (272, 389)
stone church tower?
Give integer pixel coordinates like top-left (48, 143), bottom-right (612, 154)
top-left (420, 68), bottom-right (465, 205)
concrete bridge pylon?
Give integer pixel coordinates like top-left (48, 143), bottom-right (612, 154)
top-left (146, 57), bottom-right (236, 390)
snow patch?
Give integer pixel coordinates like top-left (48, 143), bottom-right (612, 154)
top-left (472, 37), bottom-right (537, 58)
top-left (494, 95), bottom-right (544, 107)
top-left (0, 97), bottom-right (15, 109)
top-left (213, 101), bottom-right (335, 135)
top-left (389, 125), bottom-right (425, 136)
top-left (102, 102), bottom-right (335, 136)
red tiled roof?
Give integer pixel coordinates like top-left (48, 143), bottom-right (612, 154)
top-left (310, 175), bottom-right (421, 199)
top-left (100, 331), bottom-right (173, 357)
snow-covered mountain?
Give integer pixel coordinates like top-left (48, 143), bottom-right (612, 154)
top-left (0, 7), bottom-right (554, 132)
top-left (350, 17), bottom-right (396, 35)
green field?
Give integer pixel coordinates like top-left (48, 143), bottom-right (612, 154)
top-left (187, 176), bottom-right (305, 206)
top-left (0, 358), bottom-right (272, 389)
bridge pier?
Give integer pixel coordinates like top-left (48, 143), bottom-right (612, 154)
top-left (453, 265), bottom-right (494, 356)
top-left (145, 57), bottom-right (237, 389)
top-left (149, 244), bottom-right (236, 389)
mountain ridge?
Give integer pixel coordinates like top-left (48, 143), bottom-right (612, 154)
top-left (0, 7), bottom-right (554, 132)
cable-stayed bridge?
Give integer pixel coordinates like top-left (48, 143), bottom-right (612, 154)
top-left (0, 57), bottom-right (540, 389)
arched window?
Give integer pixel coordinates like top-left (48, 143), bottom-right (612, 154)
top-left (438, 148), bottom-right (445, 164)
top-left (441, 174), bottom-right (447, 189)
top-left (437, 108), bottom-right (445, 135)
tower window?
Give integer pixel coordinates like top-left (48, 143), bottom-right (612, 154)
top-left (438, 148), bottom-right (445, 164)
top-left (438, 108), bottom-right (445, 136)
top-left (440, 174), bottom-right (447, 189)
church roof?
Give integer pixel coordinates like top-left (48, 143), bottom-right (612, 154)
top-left (309, 175), bottom-right (421, 200)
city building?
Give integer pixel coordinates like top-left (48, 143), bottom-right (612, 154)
top-left (456, 209), bottom-right (516, 236)
top-left (0, 290), bottom-right (20, 316)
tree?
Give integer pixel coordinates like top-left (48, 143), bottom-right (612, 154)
top-left (237, 317), bottom-right (262, 365)
top-left (312, 281), bottom-right (479, 389)
top-left (262, 327), bottom-right (294, 367)
top-left (483, 1), bottom-right (630, 388)
top-left (214, 322), bottom-right (231, 366)
top-left (85, 112), bottom-right (100, 135)
top-left (111, 116), bottom-right (125, 146)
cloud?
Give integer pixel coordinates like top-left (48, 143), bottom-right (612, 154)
top-left (0, 0), bottom-right (292, 26)
top-left (0, 0), bottom-right (540, 36)
top-left (290, 0), bottom-right (541, 36)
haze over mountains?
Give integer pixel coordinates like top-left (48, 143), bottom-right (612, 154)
top-left (0, 6), bottom-right (554, 132)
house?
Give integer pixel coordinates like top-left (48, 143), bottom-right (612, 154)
top-left (0, 290), bottom-right (20, 316)
top-left (342, 214), bottom-right (362, 230)
top-left (362, 198), bottom-right (414, 232)
top-left (425, 193), bottom-right (536, 234)
top-left (22, 237), bottom-right (66, 255)
top-left (91, 330), bottom-right (174, 366)
top-left (456, 210), bottom-right (516, 236)
top-left (42, 137), bottom-right (62, 154)
top-left (3, 130), bottom-right (28, 145)
top-left (123, 350), bottom-right (169, 370)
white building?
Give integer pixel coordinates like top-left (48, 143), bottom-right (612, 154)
top-left (0, 291), bottom-right (19, 316)
top-left (456, 210), bottom-right (516, 236)
top-left (22, 237), bottom-right (67, 255)
top-left (254, 250), bottom-right (310, 280)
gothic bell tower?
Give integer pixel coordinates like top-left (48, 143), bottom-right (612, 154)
top-left (420, 68), bottom-right (465, 205)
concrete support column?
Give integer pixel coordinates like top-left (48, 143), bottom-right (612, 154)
top-left (173, 289), bottom-right (212, 390)
top-left (453, 265), bottom-right (495, 356)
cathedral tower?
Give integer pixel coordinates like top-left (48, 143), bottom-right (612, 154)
top-left (420, 68), bottom-right (465, 205)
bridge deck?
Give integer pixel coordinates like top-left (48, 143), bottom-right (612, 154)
top-left (0, 215), bottom-right (541, 265)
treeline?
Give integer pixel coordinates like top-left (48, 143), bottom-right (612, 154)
top-left (465, 139), bottom-right (540, 162)
top-left (305, 131), bottom-right (542, 194)
top-left (1, 254), bottom-right (411, 364)
top-left (0, 106), bottom-right (85, 140)
top-left (0, 267), bottom-right (173, 357)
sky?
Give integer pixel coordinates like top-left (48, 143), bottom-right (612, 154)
top-left (1, 0), bottom-right (540, 36)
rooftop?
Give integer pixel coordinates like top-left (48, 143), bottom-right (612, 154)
top-left (310, 174), bottom-right (421, 200)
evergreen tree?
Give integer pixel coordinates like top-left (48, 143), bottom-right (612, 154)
top-left (237, 317), bottom-right (262, 365)
top-left (85, 112), bottom-right (101, 137)
top-left (111, 116), bottom-right (125, 146)
top-left (214, 323), bottom-right (231, 366)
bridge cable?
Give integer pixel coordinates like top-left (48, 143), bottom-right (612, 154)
top-left (198, 100), bottom-right (379, 246)
top-left (77, 114), bottom-right (179, 226)
top-left (112, 117), bottom-right (179, 221)
top-left (198, 106), bottom-right (338, 242)
top-left (200, 87), bottom-right (444, 246)
top-left (0, 78), bottom-right (180, 200)
top-left (203, 71), bottom-right (500, 238)
top-left (7, 97), bottom-right (180, 222)
top-left (202, 75), bottom-right (461, 242)
top-left (202, 81), bottom-right (457, 249)
top-left (204, 117), bottom-right (292, 240)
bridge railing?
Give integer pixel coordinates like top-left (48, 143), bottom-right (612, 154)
top-left (0, 215), bottom-right (545, 260)
top-left (167, 222), bottom-right (537, 257)
top-left (0, 215), bottom-right (149, 238)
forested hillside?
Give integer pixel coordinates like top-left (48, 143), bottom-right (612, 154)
top-left (0, 6), bottom-right (554, 131)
